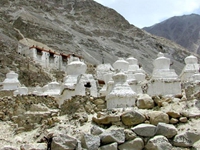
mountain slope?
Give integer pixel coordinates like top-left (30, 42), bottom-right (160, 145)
top-left (143, 14), bottom-right (200, 54)
top-left (0, 0), bottom-right (197, 85)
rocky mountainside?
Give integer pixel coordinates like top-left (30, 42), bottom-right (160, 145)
top-left (143, 14), bottom-right (200, 54)
top-left (0, 0), bottom-right (197, 85)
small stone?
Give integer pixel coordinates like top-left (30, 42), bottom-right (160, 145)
top-left (173, 131), bottom-right (200, 147)
top-left (121, 110), bottom-right (146, 126)
top-left (169, 118), bottom-right (179, 124)
top-left (179, 117), bottom-right (187, 123)
top-left (145, 135), bottom-right (172, 150)
top-left (99, 142), bottom-right (118, 150)
top-left (81, 134), bottom-right (100, 150)
top-left (156, 122), bottom-right (178, 138)
top-left (148, 111), bottom-right (169, 125)
top-left (118, 137), bottom-right (144, 150)
top-left (100, 129), bottom-right (125, 144)
top-left (124, 129), bottom-right (137, 141)
top-left (167, 111), bottom-right (181, 118)
top-left (132, 123), bottom-right (156, 137)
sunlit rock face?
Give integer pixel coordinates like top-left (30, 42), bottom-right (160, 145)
top-left (2, 71), bottom-right (21, 90)
top-left (106, 72), bottom-right (137, 109)
top-left (147, 53), bottom-right (181, 96)
top-left (180, 55), bottom-right (200, 82)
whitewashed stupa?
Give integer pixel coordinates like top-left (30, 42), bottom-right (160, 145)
top-left (113, 58), bottom-right (129, 72)
top-left (42, 81), bottom-right (61, 96)
top-left (59, 58), bottom-right (97, 106)
top-left (99, 72), bottom-right (114, 96)
top-left (147, 52), bottom-right (181, 96)
top-left (106, 72), bottom-right (137, 109)
top-left (96, 63), bottom-right (114, 82)
top-left (2, 71), bottom-right (21, 90)
top-left (180, 55), bottom-right (200, 82)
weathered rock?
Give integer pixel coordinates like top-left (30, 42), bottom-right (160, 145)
top-left (179, 117), bottom-right (187, 123)
top-left (0, 146), bottom-right (18, 150)
top-left (20, 143), bottom-right (46, 150)
top-left (173, 131), bottom-right (200, 147)
top-left (99, 142), bottom-right (118, 150)
top-left (167, 111), bottom-right (181, 118)
top-left (145, 135), bottom-right (172, 150)
top-left (91, 125), bottom-right (105, 135)
top-left (148, 111), bottom-right (169, 125)
top-left (156, 122), bottom-right (178, 138)
top-left (131, 123), bottom-right (156, 137)
top-left (92, 115), bottom-right (120, 125)
top-left (51, 134), bottom-right (78, 150)
top-left (100, 129), bottom-right (125, 144)
top-left (124, 129), bottom-right (137, 141)
top-left (169, 118), bottom-right (179, 124)
top-left (121, 110), bottom-right (146, 126)
top-left (136, 94), bottom-right (154, 109)
top-left (118, 137), bottom-right (144, 150)
top-left (81, 134), bottom-right (100, 150)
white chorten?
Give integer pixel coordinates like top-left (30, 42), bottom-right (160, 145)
top-left (152, 52), bottom-right (178, 79)
top-left (113, 58), bottom-right (129, 72)
top-left (2, 71), bottom-right (21, 90)
top-left (99, 73), bottom-right (114, 96)
top-left (59, 58), bottom-right (97, 106)
top-left (147, 52), bottom-right (181, 96)
top-left (106, 72), bottom-right (137, 109)
top-left (42, 81), bottom-right (61, 96)
top-left (96, 63), bottom-right (114, 81)
top-left (180, 55), bottom-right (200, 82)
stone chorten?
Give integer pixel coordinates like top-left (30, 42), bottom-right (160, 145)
top-left (106, 72), bottom-right (137, 109)
top-left (147, 52), bottom-right (181, 96)
top-left (180, 55), bottom-right (200, 82)
top-left (152, 52), bottom-right (178, 79)
top-left (59, 58), bottom-right (97, 106)
top-left (2, 71), bottom-right (21, 90)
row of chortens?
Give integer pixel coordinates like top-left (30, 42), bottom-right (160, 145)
top-left (1, 46), bottom-right (200, 109)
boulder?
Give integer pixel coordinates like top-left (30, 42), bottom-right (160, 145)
top-left (99, 142), bottom-right (118, 150)
top-left (136, 94), bottom-right (154, 109)
top-left (145, 135), bottom-right (172, 150)
top-left (148, 111), bottom-right (169, 125)
top-left (20, 143), bottom-right (46, 150)
top-left (118, 137), bottom-right (144, 150)
top-left (100, 129), bottom-right (125, 145)
top-left (131, 124), bottom-right (156, 137)
top-left (124, 129), bottom-right (137, 141)
top-left (90, 125), bottom-right (104, 135)
top-left (156, 122), bottom-right (178, 138)
top-left (121, 110), bottom-right (146, 126)
top-left (173, 131), bottom-right (200, 147)
top-left (81, 134), bottom-right (100, 150)
top-left (167, 111), bottom-right (181, 118)
top-left (51, 134), bottom-right (78, 150)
